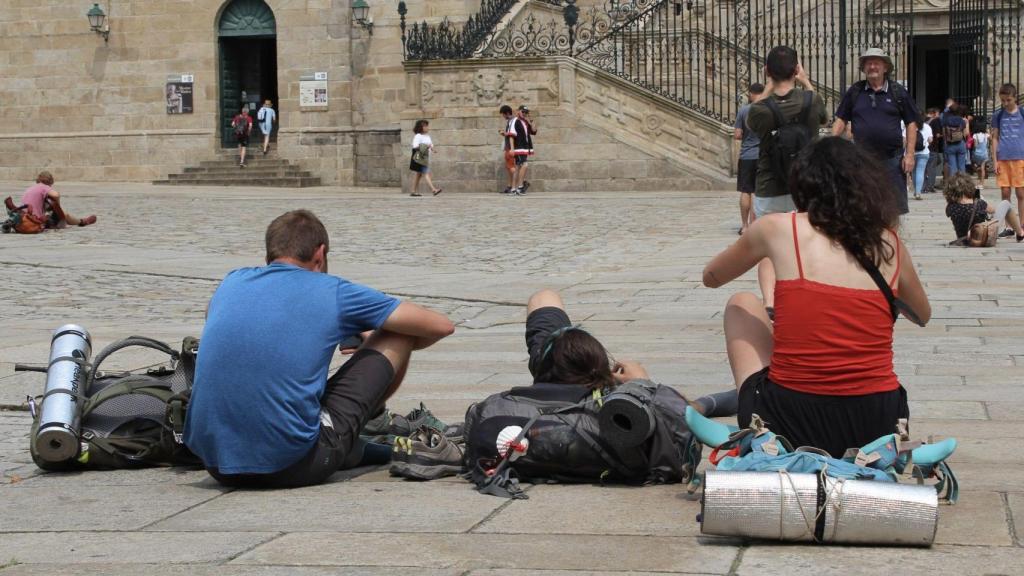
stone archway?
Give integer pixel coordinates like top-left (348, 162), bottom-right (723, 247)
top-left (217, 0), bottom-right (278, 148)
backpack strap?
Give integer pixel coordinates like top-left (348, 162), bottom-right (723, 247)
top-left (861, 257), bottom-right (926, 327)
top-left (87, 337), bottom-right (179, 391)
top-left (81, 374), bottom-right (174, 419)
top-left (763, 97), bottom-right (787, 130)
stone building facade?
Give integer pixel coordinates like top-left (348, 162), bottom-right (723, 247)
top-left (0, 0), bottom-right (481, 185)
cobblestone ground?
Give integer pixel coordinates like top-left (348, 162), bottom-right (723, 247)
top-left (0, 182), bottom-right (1021, 575)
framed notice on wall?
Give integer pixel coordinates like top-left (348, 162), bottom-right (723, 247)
top-left (166, 74), bottom-right (194, 114)
top-left (299, 72), bottom-right (328, 108)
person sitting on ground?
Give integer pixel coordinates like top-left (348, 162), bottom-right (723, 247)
top-left (16, 171), bottom-right (97, 228)
top-left (702, 137), bottom-right (931, 458)
top-left (523, 289), bottom-right (734, 414)
top-left (944, 171), bottom-right (1024, 244)
top-left (184, 210), bottom-right (455, 488)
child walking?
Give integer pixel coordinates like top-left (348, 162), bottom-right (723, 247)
top-left (409, 120), bottom-right (442, 197)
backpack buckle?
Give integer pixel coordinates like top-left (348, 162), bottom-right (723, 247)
top-left (173, 432), bottom-right (184, 444)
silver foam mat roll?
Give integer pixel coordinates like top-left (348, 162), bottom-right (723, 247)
top-left (700, 470), bottom-right (938, 546)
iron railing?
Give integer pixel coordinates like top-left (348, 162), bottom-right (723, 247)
top-left (401, 0), bottom-right (915, 125)
top-left (400, 0), bottom-right (518, 60)
top-left (950, 0), bottom-right (1023, 125)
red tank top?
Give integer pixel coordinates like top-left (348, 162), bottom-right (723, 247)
top-left (768, 213), bottom-right (901, 396)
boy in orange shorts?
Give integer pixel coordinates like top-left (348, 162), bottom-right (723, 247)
top-left (992, 84), bottom-right (1024, 206)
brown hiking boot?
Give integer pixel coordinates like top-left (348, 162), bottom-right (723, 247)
top-left (78, 215), bottom-right (97, 226)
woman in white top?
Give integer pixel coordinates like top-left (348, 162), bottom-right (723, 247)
top-left (910, 115), bottom-right (932, 201)
top-left (409, 120), bottom-right (443, 197)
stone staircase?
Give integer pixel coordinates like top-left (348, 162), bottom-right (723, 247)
top-left (154, 153), bottom-right (321, 187)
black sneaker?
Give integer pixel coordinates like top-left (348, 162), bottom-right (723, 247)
top-left (390, 426), bottom-right (465, 480)
top-left (501, 187), bottom-right (513, 195)
top-left (522, 180), bottom-right (530, 193)
top-left (999, 228), bottom-right (1015, 238)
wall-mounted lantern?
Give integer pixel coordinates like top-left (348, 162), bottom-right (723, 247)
top-left (352, 0), bottom-right (374, 35)
top-left (87, 3), bottom-right (109, 42)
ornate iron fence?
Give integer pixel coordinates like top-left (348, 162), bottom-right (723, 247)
top-left (950, 0), bottom-right (1023, 124)
top-left (401, 0), bottom-right (916, 125)
top-left (399, 0), bottom-right (518, 60)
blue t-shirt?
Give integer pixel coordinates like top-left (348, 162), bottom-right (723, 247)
top-left (835, 81), bottom-right (919, 157)
top-left (994, 107), bottom-right (1024, 161)
top-left (734, 104), bottom-right (760, 160)
top-left (183, 263), bottom-right (400, 474)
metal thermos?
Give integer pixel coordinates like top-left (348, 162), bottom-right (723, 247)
top-left (34, 325), bottom-right (92, 463)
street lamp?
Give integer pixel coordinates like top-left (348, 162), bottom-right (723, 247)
top-left (352, 0), bottom-right (374, 35)
top-left (87, 3), bottom-right (109, 42)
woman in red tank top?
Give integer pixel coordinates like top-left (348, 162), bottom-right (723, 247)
top-left (702, 137), bottom-right (931, 457)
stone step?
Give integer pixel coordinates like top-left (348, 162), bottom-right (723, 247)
top-left (154, 176), bottom-right (322, 187)
top-left (198, 159), bottom-right (292, 168)
top-left (178, 167), bottom-right (312, 177)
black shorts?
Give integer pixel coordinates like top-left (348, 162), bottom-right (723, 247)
top-left (525, 306), bottom-right (572, 378)
top-left (514, 155), bottom-right (529, 166)
top-left (208, 348), bottom-right (395, 488)
top-left (236, 134), bottom-right (250, 147)
top-left (737, 159), bottom-right (757, 193)
top-left (737, 367), bottom-right (909, 458)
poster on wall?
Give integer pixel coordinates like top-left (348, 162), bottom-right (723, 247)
top-left (166, 74), bottom-right (194, 114)
top-left (299, 72), bottom-right (328, 108)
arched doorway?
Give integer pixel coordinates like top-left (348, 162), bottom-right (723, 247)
top-left (218, 0), bottom-right (278, 148)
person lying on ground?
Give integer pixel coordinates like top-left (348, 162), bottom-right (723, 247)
top-left (183, 209), bottom-right (455, 488)
top-left (702, 137), bottom-right (931, 458)
top-left (17, 171), bottom-right (97, 228)
top-left (944, 171), bottom-right (1024, 244)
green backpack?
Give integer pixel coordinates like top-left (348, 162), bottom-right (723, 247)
top-left (30, 336), bottom-right (201, 471)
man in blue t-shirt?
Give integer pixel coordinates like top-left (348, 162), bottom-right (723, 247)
top-left (184, 210), bottom-right (455, 488)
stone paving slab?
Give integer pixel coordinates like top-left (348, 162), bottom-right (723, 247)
top-left (0, 184), bottom-right (1021, 573)
top-left (229, 532), bottom-right (740, 573)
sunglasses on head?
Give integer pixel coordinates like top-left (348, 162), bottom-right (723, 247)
top-left (539, 324), bottom-right (586, 362)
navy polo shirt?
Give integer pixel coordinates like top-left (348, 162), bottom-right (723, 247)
top-left (836, 81), bottom-right (919, 157)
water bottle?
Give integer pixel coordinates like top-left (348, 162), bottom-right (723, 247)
top-left (34, 325), bottom-right (91, 463)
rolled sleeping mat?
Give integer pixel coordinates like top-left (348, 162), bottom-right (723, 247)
top-left (34, 325), bottom-right (92, 463)
top-left (699, 470), bottom-right (938, 546)
top-left (598, 390), bottom-right (655, 449)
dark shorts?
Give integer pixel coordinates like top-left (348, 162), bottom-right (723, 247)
top-left (208, 348), bottom-right (395, 488)
top-left (514, 155), bottom-right (529, 166)
top-left (737, 367), bottom-right (909, 458)
top-left (236, 134), bottom-right (250, 147)
top-left (737, 159), bottom-right (757, 193)
top-left (525, 306), bottom-right (572, 378)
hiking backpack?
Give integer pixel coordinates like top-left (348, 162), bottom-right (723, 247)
top-left (29, 336), bottom-right (201, 470)
top-left (233, 116), bottom-right (248, 137)
top-left (462, 380), bottom-right (702, 497)
top-left (762, 91), bottom-right (815, 190)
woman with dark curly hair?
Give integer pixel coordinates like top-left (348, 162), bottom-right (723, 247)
top-left (701, 137), bottom-right (931, 457)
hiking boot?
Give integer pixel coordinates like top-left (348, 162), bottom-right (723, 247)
top-left (404, 402), bottom-right (447, 433)
top-left (360, 408), bottom-right (397, 444)
top-left (389, 426), bottom-right (465, 480)
top-left (78, 215), bottom-right (97, 227)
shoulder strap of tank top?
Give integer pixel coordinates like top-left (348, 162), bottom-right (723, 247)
top-left (791, 212), bottom-right (804, 279)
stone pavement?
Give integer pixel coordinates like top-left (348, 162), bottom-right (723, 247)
top-left (0, 182), bottom-right (1021, 575)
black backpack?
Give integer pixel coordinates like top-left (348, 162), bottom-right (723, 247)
top-left (29, 336), bottom-right (201, 471)
top-left (462, 380), bottom-right (702, 497)
top-left (762, 91), bottom-right (815, 190)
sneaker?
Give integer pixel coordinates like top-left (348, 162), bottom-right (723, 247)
top-left (516, 187), bottom-right (526, 196)
top-left (999, 228), bottom-right (1015, 238)
top-left (410, 192), bottom-right (423, 197)
top-left (501, 187), bottom-right (513, 195)
top-left (404, 402), bottom-right (448, 433)
top-left (360, 408), bottom-right (398, 444)
top-left (913, 194), bottom-right (922, 200)
top-left (390, 426), bottom-right (465, 480)
top-left (522, 180), bottom-right (530, 193)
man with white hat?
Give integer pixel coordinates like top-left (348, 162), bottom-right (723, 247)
top-left (833, 48), bottom-right (921, 215)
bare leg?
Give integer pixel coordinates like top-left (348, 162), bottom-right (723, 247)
top-left (360, 330), bottom-right (416, 406)
top-left (1001, 186), bottom-right (1012, 202)
top-left (516, 163), bottom-right (529, 189)
top-left (239, 145), bottom-right (247, 165)
top-left (527, 289), bottom-right (566, 317)
top-left (411, 172), bottom-right (422, 195)
top-left (724, 292), bottom-right (774, 389)
top-left (263, 134), bottom-right (270, 153)
top-left (739, 193), bottom-right (752, 232)
top-left (1016, 188), bottom-right (1024, 214)
top-left (757, 258), bottom-right (776, 309)
top-left (423, 173), bottom-right (440, 193)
